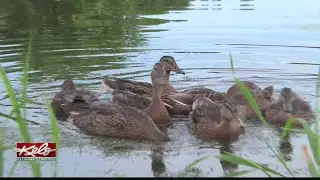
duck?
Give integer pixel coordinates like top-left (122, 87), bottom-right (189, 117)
top-left (188, 96), bottom-right (246, 141)
top-left (101, 56), bottom-right (186, 96)
top-left (102, 56), bottom-right (218, 116)
top-left (60, 63), bottom-right (172, 142)
top-left (226, 81), bottom-right (275, 120)
top-left (264, 87), bottom-right (315, 128)
top-left (50, 79), bottom-right (99, 121)
top-left (103, 56), bottom-right (194, 116)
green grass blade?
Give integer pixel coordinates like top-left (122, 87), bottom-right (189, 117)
top-left (216, 154), bottom-right (286, 177)
top-left (183, 156), bottom-right (208, 171)
top-left (20, 32), bottom-right (33, 119)
top-left (281, 127), bottom-right (308, 134)
top-left (229, 54), bottom-right (269, 127)
top-left (280, 118), bottom-right (296, 142)
top-left (177, 156), bottom-right (209, 176)
top-left (0, 67), bottom-right (31, 141)
top-left (0, 67), bottom-right (41, 177)
top-left (47, 102), bottom-right (60, 177)
top-left (307, 160), bottom-right (320, 177)
top-left (293, 118), bottom-right (320, 166)
top-left (229, 53), bottom-right (236, 77)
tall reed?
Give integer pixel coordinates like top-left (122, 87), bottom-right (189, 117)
top-left (0, 34), bottom-right (60, 177)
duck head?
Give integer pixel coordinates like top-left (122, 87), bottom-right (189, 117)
top-left (279, 87), bottom-right (295, 113)
top-left (159, 56), bottom-right (185, 75)
top-left (262, 86), bottom-right (274, 99)
top-left (151, 63), bottom-right (169, 85)
top-left (62, 79), bottom-right (76, 91)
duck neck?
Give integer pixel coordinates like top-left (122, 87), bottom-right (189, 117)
top-left (165, 70), bottom-right (171, 80)
top-left (152, 83), bottom-right (163, 103)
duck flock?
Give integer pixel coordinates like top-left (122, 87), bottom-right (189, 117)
top-left (51, 56), bottom-right (316, 143)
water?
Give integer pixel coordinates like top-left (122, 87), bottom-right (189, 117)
top-left (0, 0), bottom-right (319, 177)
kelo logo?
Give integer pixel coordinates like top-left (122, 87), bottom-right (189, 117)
top-left (16, 142), bottom-right (56, 161)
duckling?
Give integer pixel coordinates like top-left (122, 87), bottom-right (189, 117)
top-left (50, 79), bottom-right (99, 121)
top-left (264, 87), bottom-right (315, 128)
top-left (64, 63), bottom-right (171, 141)
top-left (101, 56), bottom-right (185, 96)
top-left (226, 81), bottom-right (275, 120)
top-left (188, 96), bottom-right (245, 141)
top-left (227, 81), bottom-right (274, 99)
top-left (144, 63), bottom-right (172, 127)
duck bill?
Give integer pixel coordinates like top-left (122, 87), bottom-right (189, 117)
top-left (174, 68), bottom-right (185, 75)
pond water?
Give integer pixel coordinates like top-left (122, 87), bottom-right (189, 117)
top-left (0, 0), bottom-right (319, 177)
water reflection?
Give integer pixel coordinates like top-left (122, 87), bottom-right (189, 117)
top-left (218, 142), bottom-right (238, 174)
top-left (151, 142), bottom-right (167, 177)
top-left (0, 0), bottom-right (190, 82)
top-left (278, 135), bottom-right (293, 161)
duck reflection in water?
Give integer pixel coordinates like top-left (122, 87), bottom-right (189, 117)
top-left (278, 135), bottom-right (293, 161)
top-left (150, 141), bottom-right (167, 177)
top-left (219, 142), bottom-right (239, 174)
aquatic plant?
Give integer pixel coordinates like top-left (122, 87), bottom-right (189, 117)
top-left (0, 34), bottom-right (60, 177)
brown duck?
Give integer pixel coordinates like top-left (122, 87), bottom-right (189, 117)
top-left (226, 81), bottom-right (275, 120)
top-left (188, 96), bottom-right (246, 141)
top-left (103, 56), bottom-right (194, 115)
top-left (62, 63), bottom-right (171, 141)
top-left (101, 56), bottom-right (185, 96)
top-left (264, 87), bottom-right (315, 128)
top-left (51, 80), bottom-right (99, 121)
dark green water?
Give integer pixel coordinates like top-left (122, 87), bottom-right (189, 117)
top-left (0, 0), bottom-right (319, 177)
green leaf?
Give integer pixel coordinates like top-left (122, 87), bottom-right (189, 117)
top-left (217, 153), bottom-right (286, 177)
top-left (281, 118), bottom-right (296, 142)
top-left (184, 156), bottom-right (208, 171)
top-left (293, 118), bottom-right (320, 166)
top-left (177, 156), bottom-right (209, 177)
top-left (229, 54), bottom-right (269, 127)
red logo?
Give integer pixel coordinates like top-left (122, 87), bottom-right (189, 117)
top-left (16, 142), bottom-right (56, 161)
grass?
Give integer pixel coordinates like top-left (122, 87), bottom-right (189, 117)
top-left (181, 54), bottom-right (320, 177)
top-left (0, 34), bottom-right (60, 177)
